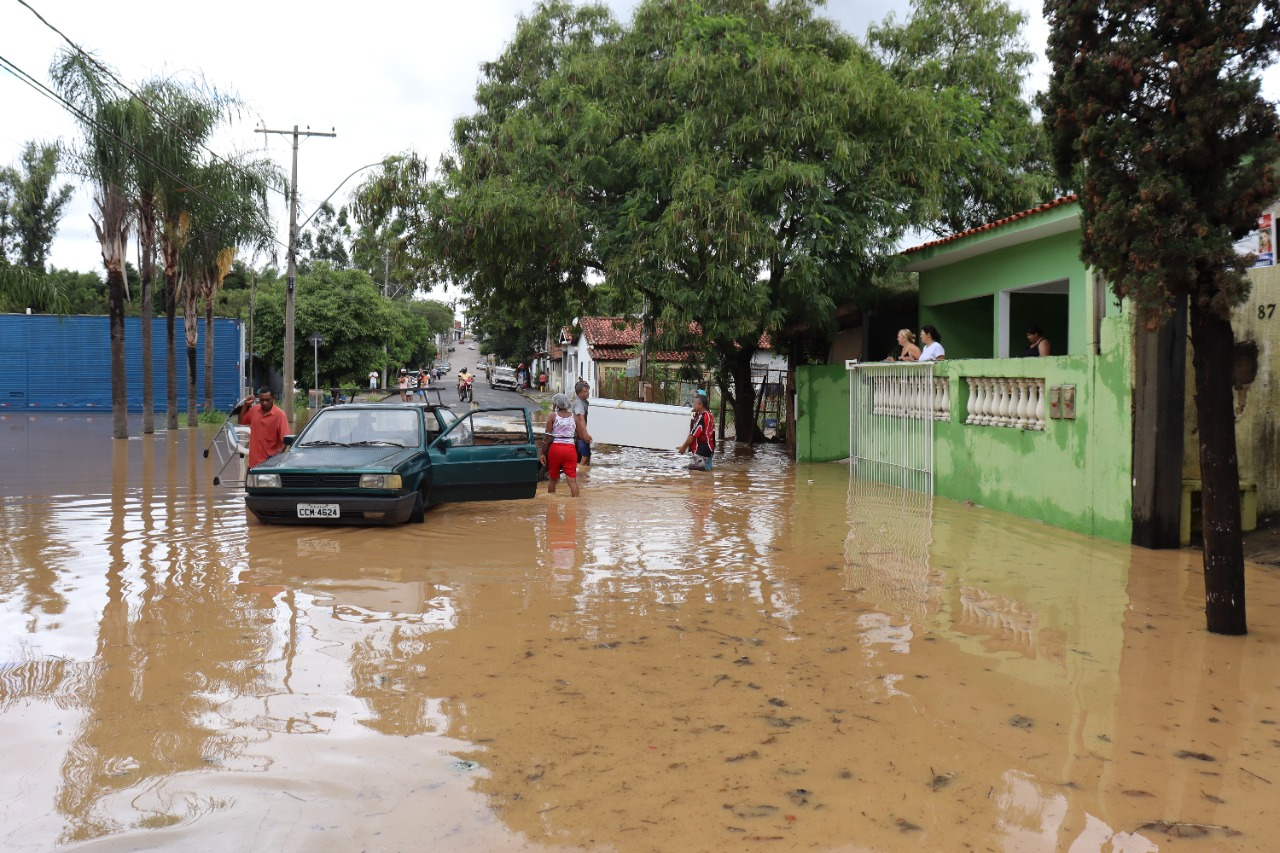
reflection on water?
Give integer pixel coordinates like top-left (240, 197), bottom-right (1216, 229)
top-left (1, 416), bottom-right (1279, 851)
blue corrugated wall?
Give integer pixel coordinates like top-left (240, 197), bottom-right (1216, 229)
top-left (0, 314), bottom-right (243, 412)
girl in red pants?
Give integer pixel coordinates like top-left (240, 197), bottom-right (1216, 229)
top-left (539, 393), bottom-right (583, 497)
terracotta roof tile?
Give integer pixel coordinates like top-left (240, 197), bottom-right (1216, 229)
top-left (902, 195), bottom-right (1079, 255)
top-left (578, 316), bottom-right (772, 355)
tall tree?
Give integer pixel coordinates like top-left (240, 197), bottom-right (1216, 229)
top-left (184, 158), bottom-right (278, 423)
top-left (867, 0), bottom-right (1057, 235)
top-left (1043, 0), bottom-right (1280, 634)
top-left (149, 82), bottom-right (225, 431)
top-left (297, 202), bottom-right (352, 272)
top-left (0, 141), bottom-right (75, 270)
top-left (52, 51), bottom-right (141, 440)
top-left (371, 0), bottom-right (945, 437)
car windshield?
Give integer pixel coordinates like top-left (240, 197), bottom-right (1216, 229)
top-left (298, 409), bottom-right (421, 448)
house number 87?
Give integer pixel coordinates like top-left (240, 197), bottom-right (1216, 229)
top-left (1259, 304), bottom-right (1276, 319)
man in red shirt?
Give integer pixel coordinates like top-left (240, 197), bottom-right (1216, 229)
top-left (238, 388), bottom-right (290, 469)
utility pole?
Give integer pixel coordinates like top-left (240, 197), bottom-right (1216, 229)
top-left (255, 124), bottom-right (336, 425)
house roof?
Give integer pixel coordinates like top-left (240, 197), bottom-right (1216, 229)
top-left (901, 195), bottom-right (1081, 272)
top-left (577, 316), bottom-right (773, 362)
top-left (578, 317), bottom-right (689, 362)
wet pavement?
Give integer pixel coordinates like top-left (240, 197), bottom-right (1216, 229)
top-left (1, 413), bottom-right (1279, 851)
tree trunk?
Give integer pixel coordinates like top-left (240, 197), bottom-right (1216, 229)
top-left (107, 263), bottom-right (128, 440)
top-left (184, 273), bottom-right (200, 428)
top-left (1189, 300), bottom-right (1247, 635)
top-left (161, 233), bottom-right (179, 427)
top-left (204, 293), bottom-right (215, 413)
top-left (728, 356), bottom-right (765, 444)
top-left (138, 213), bottom-right (156, 434)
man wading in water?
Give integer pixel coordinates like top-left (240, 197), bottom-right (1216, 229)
top-left (678, 390), bottom-right (716, 470)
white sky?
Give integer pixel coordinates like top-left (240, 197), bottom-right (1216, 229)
top-left (0, 0), bottom-right (1273, 280)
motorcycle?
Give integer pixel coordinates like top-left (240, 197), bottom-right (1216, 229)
top-left (457, 375), bottom-right (474, 402)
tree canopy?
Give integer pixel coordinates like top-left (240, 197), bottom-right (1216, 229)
top-left (361, 0), bottom-right (953, 433)
top-left (868, 0), bottom-right (1057, 235)
top-left (0, 141), bottom-right (75, 271)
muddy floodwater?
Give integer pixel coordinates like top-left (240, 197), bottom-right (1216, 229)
top-left (2, 414), bottom-right (1279, 852)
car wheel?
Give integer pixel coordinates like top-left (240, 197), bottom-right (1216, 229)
top-left (409, 489), bottom-right (425, 524)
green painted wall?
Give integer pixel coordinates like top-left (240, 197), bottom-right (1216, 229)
top-left (795, 364), bottom-right (850, 463)
top-left (795, 313), bottom-right (1133, 542)
top-left (929, 312), bottom-right (1133, 542)
top-left (918, 229), bottom-right (1089, 355)
top-left (922, 295), bottom-right (993, 359)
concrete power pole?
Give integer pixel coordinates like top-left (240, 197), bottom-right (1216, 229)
top-left (255, 124), bottom-right (336, 425)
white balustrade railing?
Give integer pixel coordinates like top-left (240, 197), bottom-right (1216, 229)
top-left (964, 377), bottom-right (1045, 430)
top-left (870, 373), bottom-right (951, 421)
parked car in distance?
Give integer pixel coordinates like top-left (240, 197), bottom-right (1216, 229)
top-left (490, 365), bottom-right (519, 391)
top-left (244, 403), bottom-right (539, 525)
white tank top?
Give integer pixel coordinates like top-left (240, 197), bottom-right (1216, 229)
top-left (551, 412), bottom-right (576, 443)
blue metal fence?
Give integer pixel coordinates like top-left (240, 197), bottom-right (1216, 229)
top-left (0, 314), bottom-right (244, 412)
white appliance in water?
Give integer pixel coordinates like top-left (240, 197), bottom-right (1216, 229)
top-left (587, 398), bottom-right (692, 450)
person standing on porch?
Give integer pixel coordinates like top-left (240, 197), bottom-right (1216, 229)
top-left (918, 325), bottom-right (945, 362)
top-left (1021, 326), bottom-right (1051, 357)
top-left (886, 329), bottom-right (922, 362)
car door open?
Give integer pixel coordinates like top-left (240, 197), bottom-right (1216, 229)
top-left (426, 408), bottom-right (539, 504)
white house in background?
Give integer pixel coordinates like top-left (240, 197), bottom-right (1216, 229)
top-left (550, 316), bottom-right (788, 398)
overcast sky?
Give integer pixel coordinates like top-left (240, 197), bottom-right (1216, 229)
top-left (0, 0), bottom-right (1270, 280)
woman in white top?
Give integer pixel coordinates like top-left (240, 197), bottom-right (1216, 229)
top-left (918, 325), bottom-right (945, 362)
top-left (539, 393), bottom-right (583, 497)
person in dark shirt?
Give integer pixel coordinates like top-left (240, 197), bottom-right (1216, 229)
top-left (1022, 326), bottom-right (1051, 357)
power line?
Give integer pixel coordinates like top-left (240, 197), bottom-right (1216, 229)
top-left (0, 51), bottom-right (286, 251)
top-left (13, 0), bottom-right (291, 204)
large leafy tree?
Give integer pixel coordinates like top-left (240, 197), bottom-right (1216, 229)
top-left (0, 141), bottom-right (75, 270)
top-left (368, 0), bottom-right (945, 437)
top-left (252, 267), bottom-right (435, 389)
top-left (1043, 0), bottom-right (1280, 635)
top-left (867, 0), bottom-right (1057, 235)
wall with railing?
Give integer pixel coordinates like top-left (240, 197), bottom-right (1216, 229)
top-left (798, 313), bottom-right (1134, 542)
top-left (930, 312), bottom-right (1133, 541)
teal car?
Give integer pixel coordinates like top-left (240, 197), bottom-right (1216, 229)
top-left (244, 403), bottom-right (539, 525)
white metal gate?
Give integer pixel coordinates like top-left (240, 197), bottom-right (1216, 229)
top-left (846, 361), bottom-right (947, 494)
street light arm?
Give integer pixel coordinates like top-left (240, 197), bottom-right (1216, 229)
top-left (299, 157), bottom-right (404, 230)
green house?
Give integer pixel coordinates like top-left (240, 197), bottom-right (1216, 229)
top-left (796, 196), bottom-right (1138, 542)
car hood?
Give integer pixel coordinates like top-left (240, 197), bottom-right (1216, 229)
top-left (256, 445), bottom-right (420, 472)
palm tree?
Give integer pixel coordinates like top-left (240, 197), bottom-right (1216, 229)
top-left (0, 261), bottom-right (69, 312)
top-left (51, 51), bottom-right (141, 439)
top-left (147, 82), bottom-right (223, 431)
top-left (182, 158), bottom-right (279, 425)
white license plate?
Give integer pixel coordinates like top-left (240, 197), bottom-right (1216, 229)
top-left (297, 503), bottom-right (340, 519)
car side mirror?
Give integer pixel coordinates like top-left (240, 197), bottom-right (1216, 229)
top-left (437, 437), bottom-right (452, 451)
top-left (282, 434), bottom-right (296, 448)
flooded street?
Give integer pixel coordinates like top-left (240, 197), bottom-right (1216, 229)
top-left (2, 414), bottom-right (1279, 852)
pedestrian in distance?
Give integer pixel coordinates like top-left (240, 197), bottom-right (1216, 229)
top-left (678, 390), bottom-right (716, 470)
top-left (539, 393), bottom-right (583, 497)
top-left (572, 380), bottom-right (593, 466)
top-left (238, 388), bottom-right (290, 470)
top-left (368, 369), bottom-right (379, 390)
top-left (398, 369), bottom-right (410, 402)
top-left (417, 367), bottom-right (431, 399)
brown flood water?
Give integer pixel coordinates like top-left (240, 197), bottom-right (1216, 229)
top-left (1, 413), bottom-right (1279, 852)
